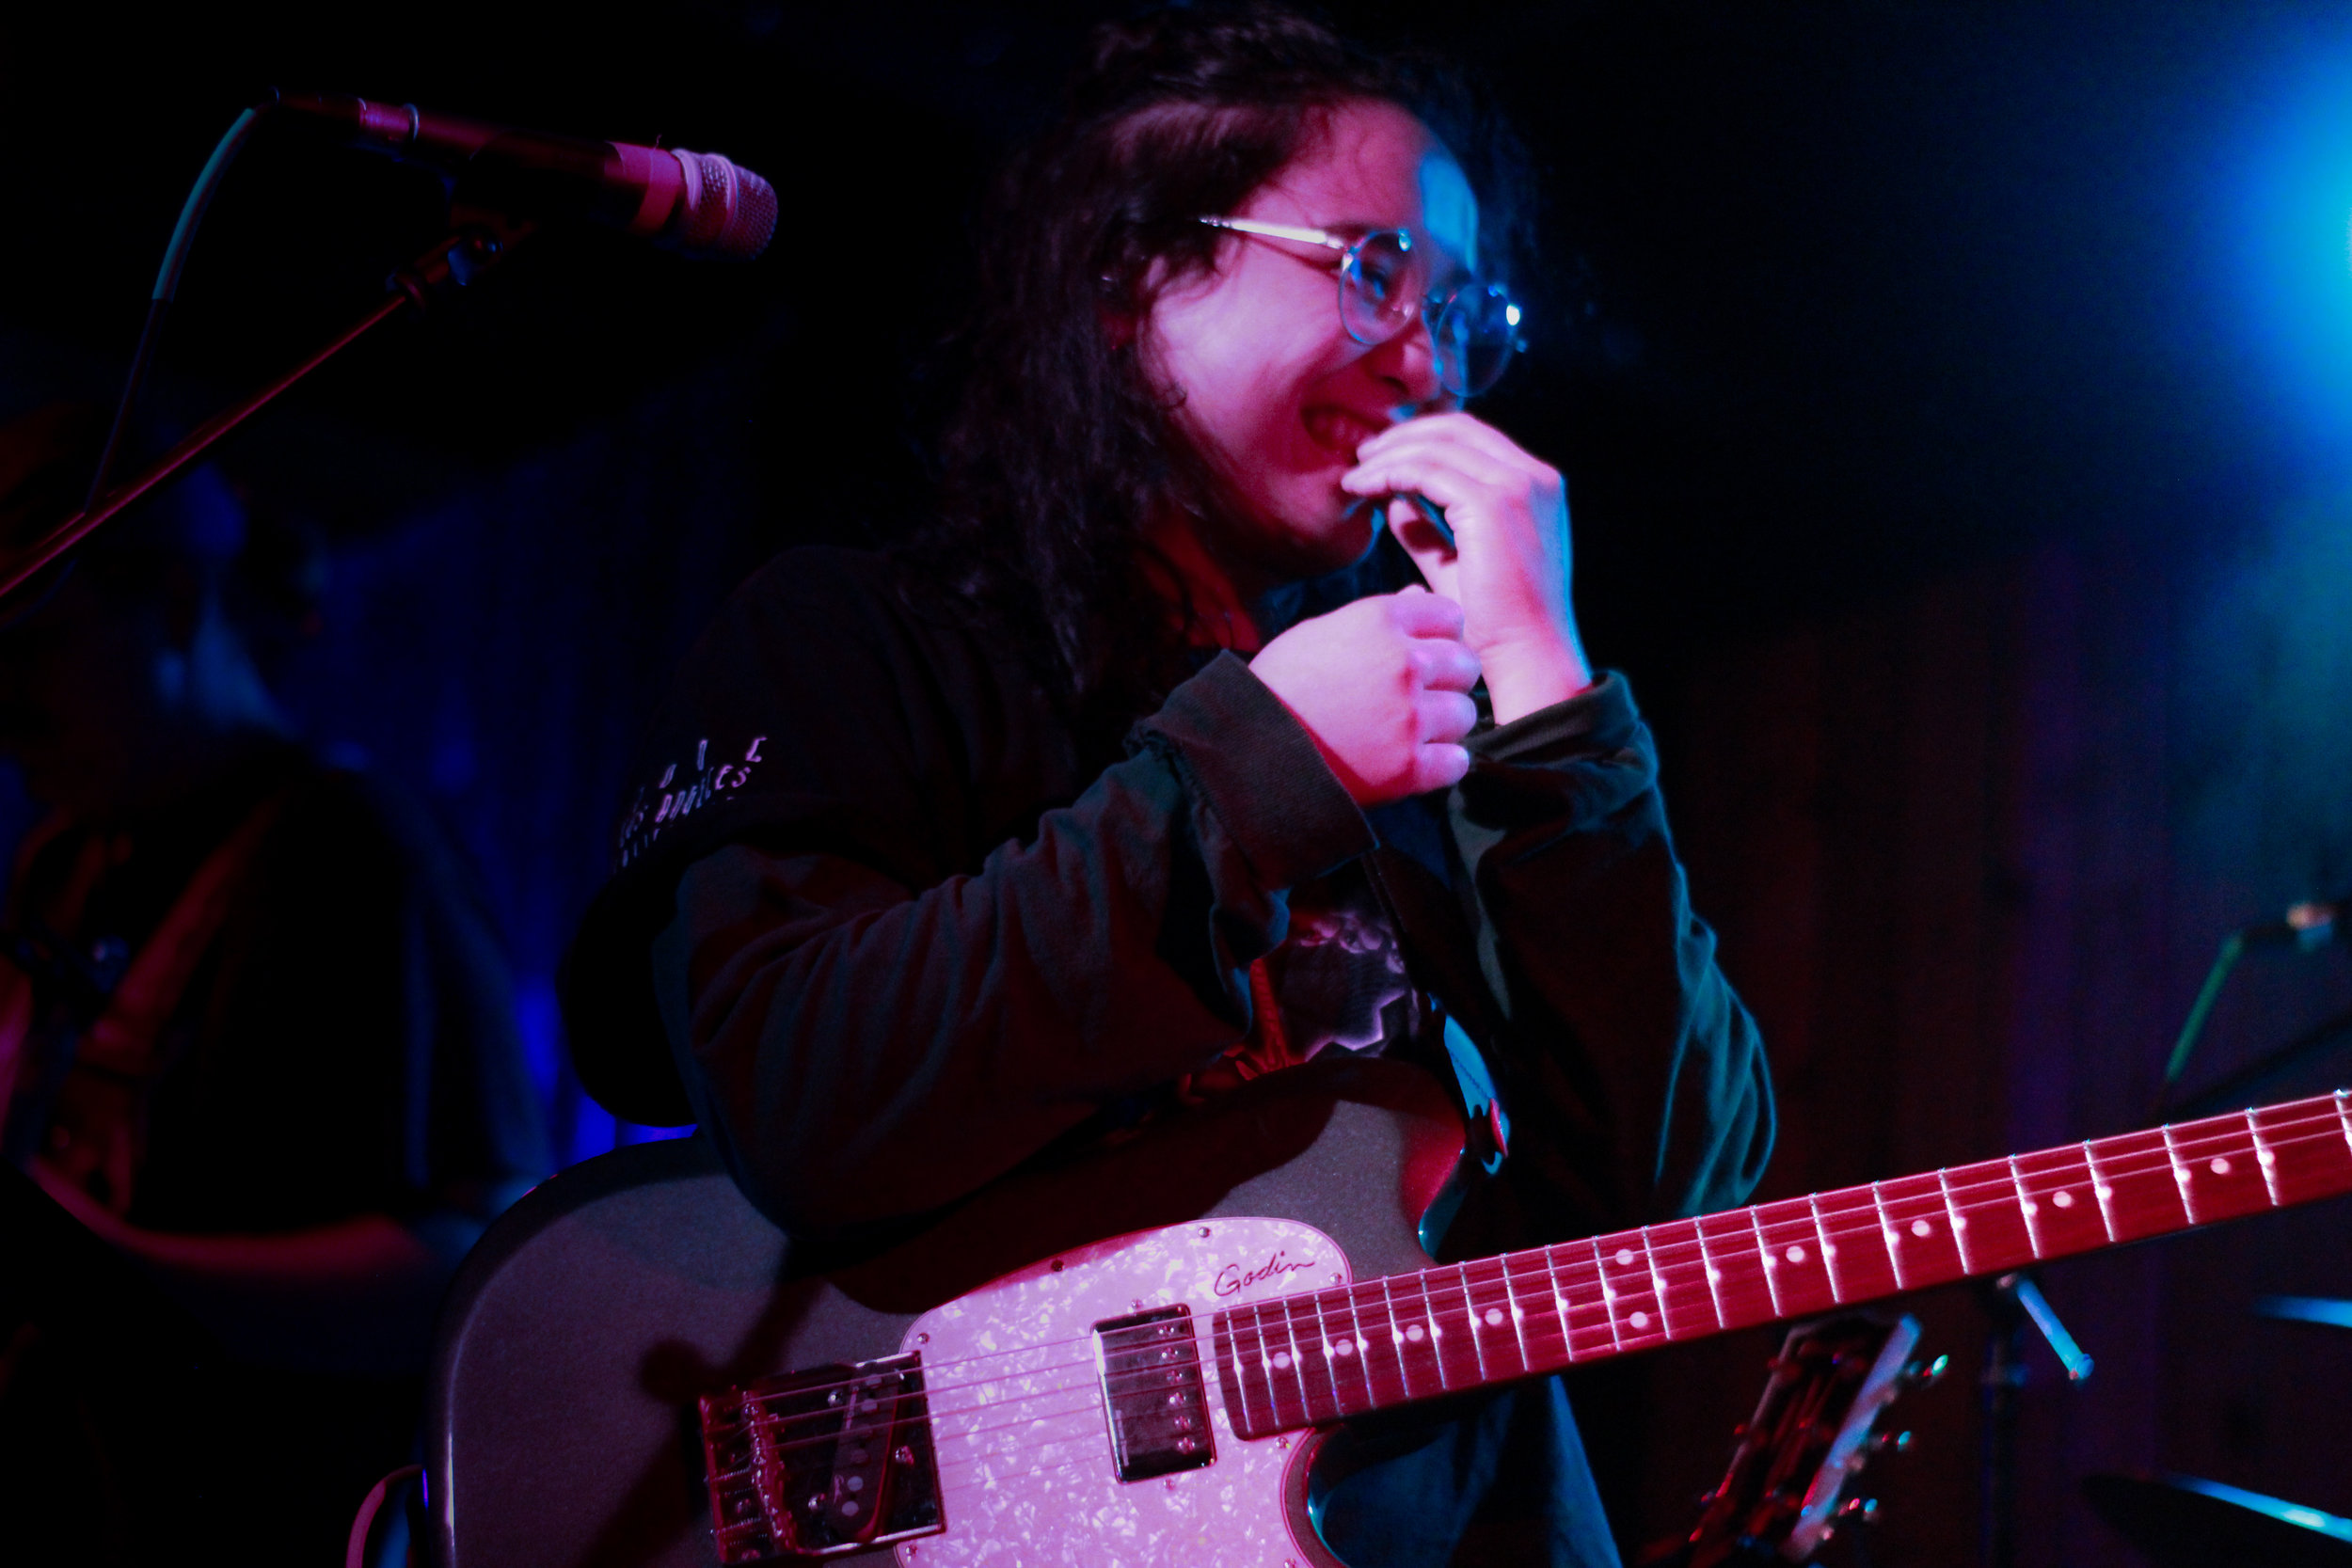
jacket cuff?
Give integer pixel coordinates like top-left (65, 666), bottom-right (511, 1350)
top-left (1136, 651), bottom-right (1375, 890)
top-left (1467, 670), bottom-right (1638, 765)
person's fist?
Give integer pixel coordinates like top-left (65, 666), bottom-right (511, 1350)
top-left (1249, 588), bottom-right (1482, 805)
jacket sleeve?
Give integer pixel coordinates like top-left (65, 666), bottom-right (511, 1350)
top-left (1447, 673), bottom-right (1773, 1233)
top-left (652, 652), bottom-right (1374, 1240)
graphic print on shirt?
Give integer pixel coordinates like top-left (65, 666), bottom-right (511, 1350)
top-left (616, 734), bottom-right (767, 867)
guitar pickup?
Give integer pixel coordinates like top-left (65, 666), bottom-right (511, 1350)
top-left (1094, 1305), bottom-right (1215, 1481)
top-left (698, 1352), bottom-right (945, 1563)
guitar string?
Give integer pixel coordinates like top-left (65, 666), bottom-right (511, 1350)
top-left (706, 1099), bottom-right (2352, 1422)
top-left (720, 1104), bottom-right (2352, 1485)
top-left (728, 1104), bottom-right (2352, 1465)
top-left (717, 1101), bottom-right (2352, 1432)
top-left (701, 1104), bottom-right (2352, 1419)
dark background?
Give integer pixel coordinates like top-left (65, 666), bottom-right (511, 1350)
top-left (6, 4), bottom-right (2352, 1565)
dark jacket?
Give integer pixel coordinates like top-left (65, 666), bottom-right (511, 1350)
top-left (563, 544), bottom-right (1773, 1566)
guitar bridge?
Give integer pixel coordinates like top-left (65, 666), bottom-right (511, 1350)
top-left (698, 1352), bottom-right (945, 1562)
top-left (1094, 1304), bottom-right (1215, 1481)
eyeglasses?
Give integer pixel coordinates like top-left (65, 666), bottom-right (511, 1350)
top-left (1198, 215), bottom-right (1525, 398)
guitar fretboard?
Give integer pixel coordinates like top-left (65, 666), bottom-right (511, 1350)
top-left (1210, 1089), bottom-right (2352, 1438)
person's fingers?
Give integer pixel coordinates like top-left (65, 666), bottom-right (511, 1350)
top-left (1342, 451), bottom-right (1513, 506)
top-left (1415, 688), bottom-right (1479, 745)
top-left (1359, 410), bottom-right (1545, 473)
top-left (1409, 638), bottom-right (1482, 693)
top-left (1383, 588), bottom-right (1467, 640)
top-left (1409, 741), bottom-right (1472, 795)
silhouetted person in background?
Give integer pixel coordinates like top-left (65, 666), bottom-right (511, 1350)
top-left (0, 403), bottom-right (547, 1565)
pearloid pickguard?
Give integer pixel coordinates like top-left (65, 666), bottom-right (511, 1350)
top-left (898, 1218), bottom-right (1343, 1568)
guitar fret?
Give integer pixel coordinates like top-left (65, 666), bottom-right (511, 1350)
top-left (1380, 1275), bottom-right (1429, 1399)
top-left (1836, 1184), bottom-right (1902, 1298)
top-left (2083, 1142), bottom-right (2120, 1242)
top-left (2258, 1100), bottom-right (2352, 1206)
top-left (1953, 1154), bottom-right (2034, 1272)
top-left (1501, 1253), bottom-right (1554, 1370)
top-left (1211, 1313), bottom-right (1253, 1435)
top-left (1430, 1267), bottom-right (1480, 1387)
top-left (1585, 1238), bottom-right (1623, 1352)
top-left (1502, 1257), bottom-right (1534, 1369)
top-left (1305, 1290), bottom-right (1351, 1418)
top-left (2337, 1090), bottom-right (2352, 1160)
top-left (1460, 1263), bottom-right (1492, 1383)
top-left (1544, 1246), bottom-right (1578, 1359)
top-left (1936, 1168), bottom-right (1974, 1273)
top-left (1640, 1228), bottom-right (1673, 1334)
top-left (1745, 1206), bottom-right (1785, 1316)
top-left (2248, 1109), bottom-right (2281, 1208)
top-left (2160, 1124), bottom-right (2199, 1223)
top-left (2010, 1145), bottom-right (2106, 1258)
top-left (1279, 1299), bottom-right (1315, 1419)
top-left (1694, 1222), bottom-right (1729, 1327)
top-left (1694, 1210), bottom-right (1774, 1328)
top-left (1871, 1181), bottom-right (1908, 1289)
top-left (2010, 1156), bottom-right (2045, 1258)
top-left (1336, 1291), bottom-right (1370, 1407)
top-left (1805, 1195), bottom-right (1844, 1303)
top-left (1239, 1305), bottom-right (1270, 1427)
top-left (1648, 1219), bottom-right (1713, 1338)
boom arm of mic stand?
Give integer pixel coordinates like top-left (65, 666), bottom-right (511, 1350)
top-left (0, 226), bottom-right (523, 605)
top-left (2173, 1001), bottom-right (2352, 1119)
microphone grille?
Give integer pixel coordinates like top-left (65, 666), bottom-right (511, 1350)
top-left (666, 150), bottom-right (778, 261)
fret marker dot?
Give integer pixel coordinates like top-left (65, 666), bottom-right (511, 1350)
top-left (1615, 1249), bottom-right (1637, 1266)
top-left (1786, 1244), bottom-right (1807, 1264)
top-left (2259, 1150), bottom-right (2277, 1167)
top-left (1954, 1215), bottom-right (1968, 1229)
top-left (1629, 1311), bottom-right (1650, 1329)
top-left (1272, 1351), bottom-right (1292, 1370)
top-left (1334, 1339), bottom-right (1355, 1358)
top-left (1706, 1267), bottom-right (1723, 1283)
top-left (2052, 1191), bottom-right (2074, 1208)
top-left (1911, 1219), bottom-right (1932, 1237)
top-left (1485, 1307), bottom-right (1504, 1326)
top-left (2209, 1157), bottom-right (2231, 1176)
top-left (2095, 1185), bottom-right (2114, 1200)
top-left (2022, 1200), bottom-right (2039, 1216)
top-left (1406, 1324), bottom-right (1424, 1342)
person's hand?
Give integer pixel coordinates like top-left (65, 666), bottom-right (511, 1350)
top-left (1343, 412), bottom-right (1592, 722)
top-left (1249, 587), bottom-right (1481, 805)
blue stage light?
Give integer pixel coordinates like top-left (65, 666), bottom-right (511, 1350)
top-left (2230, 37), bottom-right (2352, 456)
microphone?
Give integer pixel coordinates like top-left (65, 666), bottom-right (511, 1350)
top-left (2236, 899), bottom-right (2340, 951)
top-left (268, 89), bottom-right (777, 261)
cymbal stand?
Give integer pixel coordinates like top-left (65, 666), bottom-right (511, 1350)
top-left (1979, 1270), bottom-right (2093, 1568)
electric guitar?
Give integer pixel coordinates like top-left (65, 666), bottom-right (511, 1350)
top-left (421, 1056), bottom-right (2352, 1568)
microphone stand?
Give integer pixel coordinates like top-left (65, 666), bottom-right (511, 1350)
top-left (2173, 1002), bottom-right (2352, 1120)
top-left (1977, 1271), bottom-right (2093, 1568)
top-left (0, 219), bottom-right (528, 606)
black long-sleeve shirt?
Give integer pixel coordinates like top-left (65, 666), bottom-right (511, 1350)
top-left (563, 543), bottom-right (1772, 1567)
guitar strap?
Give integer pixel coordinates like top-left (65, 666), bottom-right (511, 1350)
top-left (0, 789), bottom-right (291, 1214)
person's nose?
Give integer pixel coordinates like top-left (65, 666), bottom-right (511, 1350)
top-left (1363, 309), bottom-right (1447, 408)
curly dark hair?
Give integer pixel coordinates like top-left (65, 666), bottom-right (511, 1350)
top-left (902, 4), bottom-right (1534, 742)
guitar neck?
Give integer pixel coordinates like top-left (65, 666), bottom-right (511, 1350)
top-left (1211, 1089), bottom-right (2352, 1437)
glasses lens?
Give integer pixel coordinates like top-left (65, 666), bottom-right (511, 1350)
top-left (1340, 231), bottom-right (1422, 345)
top-left (1433, 283), bottom-right (1522, 397)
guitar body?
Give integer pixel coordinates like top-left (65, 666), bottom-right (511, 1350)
top-left (423, 1056), bottom-right (1470, 1568)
